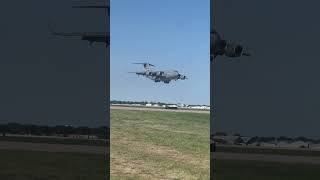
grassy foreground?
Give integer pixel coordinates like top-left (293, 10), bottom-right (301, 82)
top-left (0, 150), bottom-right (108, 180)
top-left (212, 159), bottom-right (320, 180)
top-left (110, 109), bottom-right (210, 179)
top-left (0, 136), bottom-right (107, 146)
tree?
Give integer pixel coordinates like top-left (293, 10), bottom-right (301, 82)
top-left (214, 132), bottom-right (227, 136)
top-left (234, 137), bottom-right (244, 144)
top-left (233, 133), bottom-right (241, 137)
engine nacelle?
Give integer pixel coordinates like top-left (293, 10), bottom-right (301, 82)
top-left (224, 41), bottom-right (243, 57)
top-left (178, 74), bottom-right (187, 80)
top-left (156, 71), bottom-right (164, 76)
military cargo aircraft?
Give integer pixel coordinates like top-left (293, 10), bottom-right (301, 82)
top-left (129, 63), bottom-right (187, 84)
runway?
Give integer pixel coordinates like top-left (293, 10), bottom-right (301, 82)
top-left (110, 105), bottom-right (210, 114)
top-left (0, 141), bottom-right (108, 155)
top-left (211, 152), bottom-right (320, 165)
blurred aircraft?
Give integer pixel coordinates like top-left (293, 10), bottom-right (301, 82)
top-left (49, 22), bottom-right (110, 48)
top-left (72, 5), bottom-right (110, 16)
top-left (211, 29), bottom-right (251, 61)
top-left (48, 3), bottom-right (109, 47)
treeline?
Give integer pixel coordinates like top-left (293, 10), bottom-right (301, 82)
top-left (0, 123), bottom-right (109, 139)
top-left (211, 132), bottom-right (320, 144)
top-left (246, 136), bottom-right (320, 144)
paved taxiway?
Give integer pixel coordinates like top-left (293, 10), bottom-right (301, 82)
top-left (110, 105), bottom-right (210, 114)
top-left (0, 141), bottom-right (108, 155)
top-left (211, 152), bottom-right (320, 164)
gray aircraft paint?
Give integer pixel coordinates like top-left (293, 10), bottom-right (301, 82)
top-left (130, 63), bottom-right (187, 84)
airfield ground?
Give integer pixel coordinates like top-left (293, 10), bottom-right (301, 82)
top-left (1, 106), bottom-right (320, 179)
top-left (110, 108), bottom-right (210, 179)
top-left (111, 107), bottom-right (320, 179)
top-left (0, 136), bottom-right (107, 146)
top-left (0, 132), bottom-right (108, 179)
top-left (212, 159), bottom-right (320, 180)
top-left (0, 149), bottom-right (108, 180)
top-left (212, 152), bottom-right (320, 164)
top-left (110, 104), bottom-right (210, 114)
top-left (0, 141), bottom-right (107, 154)
top-left (215, 145), bottom-right (320, 157)
top-left (211, 149), bottom-right (320, 179)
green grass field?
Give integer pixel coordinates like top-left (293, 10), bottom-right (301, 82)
top-left (110, 109), bottom-right (210, 179)
top-left (212, 159), bottom-right (320, 180)
top-left (0, 150), bottom-right (108, 180)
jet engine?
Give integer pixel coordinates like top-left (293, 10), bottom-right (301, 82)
top-left (224, 41), bottom-right (244, 57)
top-left (178, 74), bottom-right (187, 80)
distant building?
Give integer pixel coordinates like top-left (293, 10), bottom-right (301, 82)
top-left (177, 103), bottom-right (186, 108)
top-left (213, 135), bottom-right (239, 145)
top-left (187, 105), bottom-right (210, 110)
top-left (67, 134), bottom-right (98, 139)
top-left (260, 142), bottom-right (277, 147)
top-left (165, 104), bottom-right (178, 109)
top-left (310, 143), bottom-right (320, 150)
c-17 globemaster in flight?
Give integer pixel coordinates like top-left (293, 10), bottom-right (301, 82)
top-left (129, 63), bottom-right (188, 84)
top-left (211, 29), bottom-right (251, 61)
top-left (49, 5), bottom-right (110, 47)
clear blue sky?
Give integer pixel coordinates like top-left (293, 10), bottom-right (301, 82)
top-left (111, 0), bottom-right (209, 105)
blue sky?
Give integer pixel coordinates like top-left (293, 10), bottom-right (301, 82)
top-left (110, 0), bottom-right (209, 105)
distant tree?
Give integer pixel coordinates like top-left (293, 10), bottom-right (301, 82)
top-left (213, 138), bottom-right (227, 144)
top-left (214, 132), bottom-right (227, 136)
top-left (257, 137), bottom-right (275, 143)
top-left (95, 126), bottom-right (109, 139)
top-left (295, 136), bottom-right (308, 142)
top-left (247, 136), bottom-right (259, 144)
top-left (234, 137), bottom-right (244, 144)
top-left (278, 136), bottom-right (293, 142)
top-left (210, 134), bottom-right (215, 140)
top-left (0, 125), bottom-right (7, 137)
top-left (233, 133), bottom-right (241, 137)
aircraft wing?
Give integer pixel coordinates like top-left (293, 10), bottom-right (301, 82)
top-left (51, 31), bottom-right (83, 37)
top-left (48, 21), bottom-right (109, 46)
top-left (128, 72), bottom-right (146, 76)
top-left (72, 5), bottom-right (110, 16)
top-left (50, 30), bottom-right (107, 38)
